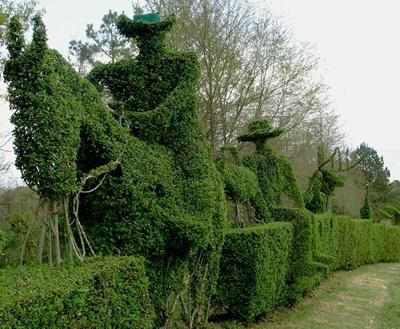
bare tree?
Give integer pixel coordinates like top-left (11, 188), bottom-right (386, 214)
top-left (144, 0), bottom-right (328, 151)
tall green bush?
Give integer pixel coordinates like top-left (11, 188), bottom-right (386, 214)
top-left (360, 187), bottom-right (371, 219)
top-left (5, 14), bottom-right (226, 327)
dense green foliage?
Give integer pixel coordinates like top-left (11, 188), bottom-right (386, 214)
top-left (217, 213), bottom-right (400, 323)
top-left (217, 223), bottom-right (292, 322)
top-left (360, 194), bottom-right (371, 219)
top-left (4, 11), bottom-right (400, 329)
top-left (240, 120), bottom-right (304, 209)
top-left (0, 257), bottom-right (152, 328)
top-left (272, 207), bottom-right (330, 301)
top-left (216, 145), bottom-right (270, 226)
top-left (5, 14), bottom-right (226, 327)
top-left (315, 214), bottom-right (400, 269)
top-left (304, 147), bottom-right (345, 213)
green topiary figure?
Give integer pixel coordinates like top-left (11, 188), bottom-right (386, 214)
top-left (238, 119), bottom-right (304, 209)
top-left (304, 146), bottom-right (363, 214)
top-left (235, 119), bottom-right (330, 301)
top-left (216, 144), bottom-right (270, 227)
top-left (5, 13), bottom-right (226, 328)
top-left (360, 185), bottom-right (371, 219)
top-left (379, 205), bottom-right (400, 225)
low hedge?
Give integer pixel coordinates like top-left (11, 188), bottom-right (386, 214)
top-left (218, 213), bottom-right (400, 325)
top-left (0, 256), bottom-right (152, 328)
top-left (272, 208), bottom-right (330, 301)
top-left (217, 222), bottom-right (293, 322)
top-left (314, 214), bottom-right (400, 269)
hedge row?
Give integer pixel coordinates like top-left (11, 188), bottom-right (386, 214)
top-left (0, 257), bottom-right (152, 329)
top-left (272, 208), bottom-right (330, 301)
top-left (217, 222), bottom-right (293, 322)
top-left (314, 214), bottom-right (400, 269)
top-left (218, 214), bottom-right (400, 323)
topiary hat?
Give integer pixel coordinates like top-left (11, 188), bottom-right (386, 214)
top-left (117, 12), bottom-right (176, 40)
top-left (237, 119), bottom-right (284, 143)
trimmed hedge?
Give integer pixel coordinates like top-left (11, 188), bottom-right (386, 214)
top-left (272, 207), bottom-right (330, 302)
top-left (314, 214), bottom-right (400, 269)
top-left (0, 257), bottom-right (152, 329)
top-left (218, 213), bottom-right (400, 324)
top-left (217, 222), bottom-right (293, 322)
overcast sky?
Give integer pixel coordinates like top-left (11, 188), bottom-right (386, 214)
top-left (1, 0), bottom-right (400, 183)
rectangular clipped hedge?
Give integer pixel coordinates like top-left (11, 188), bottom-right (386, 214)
top-left (217, 222), bottom-right (293, 322)
top-left (218, 213), bottom-right (400, 325)
top-left (314, 215), bottom-right (400, 270)
top-left (0, 256), bottom-right (152, 329)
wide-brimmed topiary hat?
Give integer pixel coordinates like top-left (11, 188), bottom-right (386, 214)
top-left (237, 119), bottom-right (284, 143)
top-left (117, 12), bottom-right (176, 39)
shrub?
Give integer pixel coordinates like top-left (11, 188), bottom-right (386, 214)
top-left (5, 15), bottom-right (226, 327)
top-left (382, 225), bottom-right (400, 262)
top-left (272, 208), bottom-right (329, 302)
top-left (360, 195), bottom-right (371, 219)
top-left (314, 214), bottom-right (400, 270)
top-left (0, 257), bottom-right (152, 328)
top-left (217, 223), bottom-right (293, 322)
top-left (0, 229), bottom-right (6, 259)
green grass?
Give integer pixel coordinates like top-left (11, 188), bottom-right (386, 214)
top-left (211, 263), bottom-right (400, 329)
top-left (377, 265), bottom-right (400, 329)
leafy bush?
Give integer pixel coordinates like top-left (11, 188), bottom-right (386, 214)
top-left (217, 223), bottom-right (293, 322)
top-left (360, 195), bottom-right (371, 219)
top-left (272, 208), bottom-right (329, 301)
top-left (216, 144), bottom-right (270, 225)
top-left (0, 257), bottom-right (152, 328)
top-left (0, 229), bottom-right (6, 259)
top-left (218, 212), bottom-right (400, 325)
top-left (314, 214), bottom-right (400, 270)
top-left (5, 15), bottom-right (226, 327)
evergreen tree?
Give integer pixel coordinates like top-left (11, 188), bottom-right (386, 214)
top-left (352, 143), bottom-right (391, 214)
top-left (360, 185), bottom-right (371, 219)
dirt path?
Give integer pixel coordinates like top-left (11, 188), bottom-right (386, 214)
top-left (251, 263), bottom-right (400, 329)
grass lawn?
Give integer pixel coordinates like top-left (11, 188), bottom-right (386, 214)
top-left (212, 263), bottom-right (400, 329)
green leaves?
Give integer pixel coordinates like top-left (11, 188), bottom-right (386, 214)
top-left (0, 257), bottom-right (153, 328)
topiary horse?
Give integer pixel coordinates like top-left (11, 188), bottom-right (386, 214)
top-left (5, 14), bottom-right (226, 328)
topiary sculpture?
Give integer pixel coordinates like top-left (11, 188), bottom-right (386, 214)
top-left (237, 119), bottom-right (330, 301)
top-left (238, 119), bottom-right (304, 209)
top-left (216, 144), bottom-right (270, 227)
top-left (360, 184), bottom-right (371, 219)
top-left (5, 13), bottom-right (226, 328)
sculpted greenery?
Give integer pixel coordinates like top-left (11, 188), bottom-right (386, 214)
top-left (4, 10), bottom-right (400, 329)
top-left (238, 119), bottom-right (304, 210)
top-left (5, 14), bottom-right (225, 327)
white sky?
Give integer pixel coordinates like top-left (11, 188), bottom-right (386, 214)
top-left (1, 0), bottom-right (400, 183)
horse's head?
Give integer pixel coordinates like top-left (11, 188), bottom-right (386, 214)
top-left (5, 16), bottom-right (82, 199)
